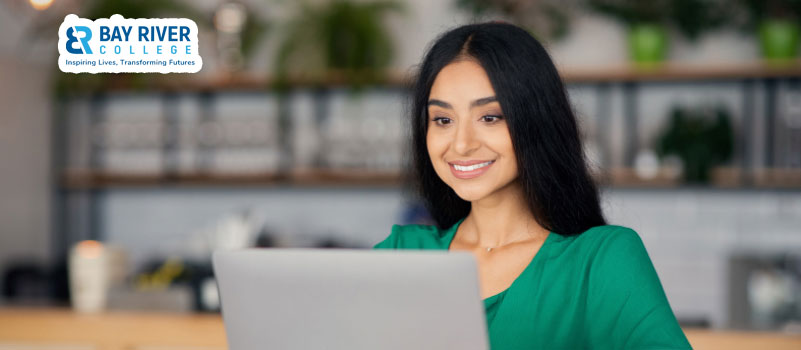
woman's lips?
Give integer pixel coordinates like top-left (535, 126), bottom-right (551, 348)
top-left (449, 160), bottom-right (495, 179)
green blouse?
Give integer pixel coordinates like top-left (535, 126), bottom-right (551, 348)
top-left (373, 218), bottom-right (692, 350)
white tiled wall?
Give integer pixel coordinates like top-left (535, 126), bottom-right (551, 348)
top-left (604, 189), bottom-right (801, 328)
top-left (100, 187), bottom-right (801, 328)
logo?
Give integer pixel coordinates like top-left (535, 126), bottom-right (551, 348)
top-left (58, 14), bottom-right (203, 73)
top-left (66, 26), bottom-right (93, 54)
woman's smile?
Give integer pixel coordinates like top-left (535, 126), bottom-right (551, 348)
top-left (449, 160), bottom-right (496, 179)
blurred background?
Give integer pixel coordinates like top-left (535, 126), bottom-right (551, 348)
top-left (1, 0), bottom-right (801, 346)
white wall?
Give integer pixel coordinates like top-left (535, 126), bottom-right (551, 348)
top-left (0, 3), bottom-right (55, 288)
top-left (0, 58), bottom-right (53, 271)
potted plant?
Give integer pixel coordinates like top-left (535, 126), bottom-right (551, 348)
top-left (735, 0), bottom-right (801, 61)
top-left (587, 0), bottom-right (730, 65)
top-left (655, 105), bottom-right (734, 184)
top-left (274, 0), bottom-right (404, 87)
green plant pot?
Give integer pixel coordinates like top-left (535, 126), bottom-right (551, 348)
top-left (758, 19), bottom-right (800, 61)
top-left (628, 24), bottom-right (668, 64)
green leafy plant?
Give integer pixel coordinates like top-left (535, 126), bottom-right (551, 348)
top-left (656, 105), bottom-right (734, 184)
top-left (274, 0), bottom-right (404, 87)
top-left (732, 0), bottom-right (801, 60)
top-left (587, 0), bottom-right (731, 41)
top-left (455, 0), bottom-right (579, 40)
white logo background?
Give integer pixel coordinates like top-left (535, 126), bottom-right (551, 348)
top-left (58, 14), bottom-right (203, 74)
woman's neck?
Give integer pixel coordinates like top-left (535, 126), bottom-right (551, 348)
top-left (462, 181), bottom-right (548, 248)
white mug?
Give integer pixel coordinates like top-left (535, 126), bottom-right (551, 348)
top-left (68, 241), bottom-right (127, 313)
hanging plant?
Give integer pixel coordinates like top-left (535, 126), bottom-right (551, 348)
top-left (455, 0), bottom-right (579, 41)
top-left (274, 0), bottom-right (404, 88)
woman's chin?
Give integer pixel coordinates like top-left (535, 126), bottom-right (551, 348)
top-left (448, 177), bottom-right (520, 203)
top-left (451, 186), bottom-right (490, 203)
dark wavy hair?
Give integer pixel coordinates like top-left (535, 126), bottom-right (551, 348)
top-left (408, 22), bottom-right (607, 236)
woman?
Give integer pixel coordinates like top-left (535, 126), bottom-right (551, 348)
top-left (374, 22), bottom-right (692, 349)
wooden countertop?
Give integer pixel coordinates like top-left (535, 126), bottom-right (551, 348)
top-left (1, 307), bottom-right (800, 350)
top-left (0, 307), bottom-right (227, 350)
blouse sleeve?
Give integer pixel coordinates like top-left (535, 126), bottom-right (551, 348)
top-left (585, 227), bottom-right (692, 349)
top-left (372, 225), bottom-right (401, 249)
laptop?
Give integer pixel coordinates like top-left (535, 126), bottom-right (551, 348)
top-left (212, 249), bottom-right (489, 350)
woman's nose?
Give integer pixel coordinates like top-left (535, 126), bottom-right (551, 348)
top-left (452, 120), bottom-right (480, 155)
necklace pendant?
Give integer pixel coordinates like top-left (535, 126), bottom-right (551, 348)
top-left (486, 247), bottom-right (493, 252)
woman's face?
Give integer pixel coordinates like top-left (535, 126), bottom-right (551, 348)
top-left (426, 59), bottom-right (519, 202)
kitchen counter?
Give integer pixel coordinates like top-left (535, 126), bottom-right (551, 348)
top-left (1, 307), bottom-right (799, 350)
top-left (0, 307), bottom-right (226, 350)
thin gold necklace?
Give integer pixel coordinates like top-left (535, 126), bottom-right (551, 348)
top-left (461, 219), bottom-right (543, 253)
top-left (481, 235), bottom-right (537, 253)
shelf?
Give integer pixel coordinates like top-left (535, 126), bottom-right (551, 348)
top-left (559, 60), bottom-right (801, 83)
top-left (289, 169), bottom-right (403, 186)
top-left (603, 167), bottom-right (801, 189)
top-left (61, 167), bottom-right (801, 190)
top-left (57, 71), bottom-right (412, 93)
top-left (57, 60), bottom-right (801, 94)
top-left (63, 170), bottom-right (284, 188)
top-left (602, 168), bottom-right (681, 188)
top-left (61, 169), bottom-right (403, 189)
top-left (601, 167), bottom-right (744, 188)
top-left (752, 168), bottom-right (801, 188)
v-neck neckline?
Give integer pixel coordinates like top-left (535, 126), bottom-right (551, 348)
top-left (441, 217), bottom-right (556, 303)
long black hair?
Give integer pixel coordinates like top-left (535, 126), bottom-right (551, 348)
top-left (409, 22), bottom-right (606, 236)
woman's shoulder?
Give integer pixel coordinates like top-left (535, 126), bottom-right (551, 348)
top-left (576, 224), bottom-right (642, 245)
top-left (573, 225), bottom-right (691, 348)
top-left (372, 222), bottom-right (453, 250)
top-left (552, 224), bottom-right (649, 260)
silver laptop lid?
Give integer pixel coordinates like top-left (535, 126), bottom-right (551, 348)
top-left (213, 249), bottom-right (488, 350)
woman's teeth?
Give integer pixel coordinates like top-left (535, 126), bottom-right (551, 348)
top-left (453, 161), bottom-right (493, 171)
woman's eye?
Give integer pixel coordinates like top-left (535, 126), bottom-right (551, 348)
top-left (481, 115), bottom-right (503, 123)
top-left (432, 117), bottom-right (452, 125)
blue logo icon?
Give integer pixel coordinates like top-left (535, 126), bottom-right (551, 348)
top-left (66, 26), bottom-right (93, 54)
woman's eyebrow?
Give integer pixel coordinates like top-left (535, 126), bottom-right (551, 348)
top-left (427, 96), bottom-right (497, 109)
top-left (427, 99), bottom-right (452, 109)
top-left (470, 96), bottom-right (497, 108)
